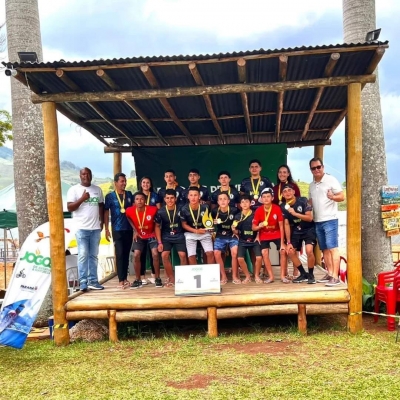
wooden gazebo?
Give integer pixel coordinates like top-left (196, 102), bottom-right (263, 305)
top-left (4, 41), bottom-right (388, 345)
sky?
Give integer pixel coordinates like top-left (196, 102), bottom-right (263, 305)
top-left (0, 0), bottom-right (399, 185)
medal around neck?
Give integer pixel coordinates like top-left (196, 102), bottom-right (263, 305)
top-left (284, 204), bottom-right (290, 210)
top-left (202, 208), bottom-right (214, 232)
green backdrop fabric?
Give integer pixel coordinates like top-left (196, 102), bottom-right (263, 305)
top-left (132, 144), bottom-right (287, 190)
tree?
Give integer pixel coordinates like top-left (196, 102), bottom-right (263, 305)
top-left (343, 0), bottom-right (392, 281)
top-left (0, 110), bottom-right (12, 146)
top-left (6, 0), bottom-right (50, 325)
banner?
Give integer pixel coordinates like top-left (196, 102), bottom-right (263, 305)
top-left (0, 220), bottom-right (75, 349)
top-left (132, 144), bottom-right (287, 191)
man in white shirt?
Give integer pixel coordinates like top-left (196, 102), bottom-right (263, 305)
top-left (308, 158), bottom-right (345, 287)
top-left (67, 168), bottom-right (104, 291)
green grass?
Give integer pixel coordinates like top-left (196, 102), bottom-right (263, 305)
top-left (0, 316), bottom-right (399, 399)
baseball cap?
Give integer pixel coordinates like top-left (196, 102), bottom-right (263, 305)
top-left (261, 187), bottom-right (274, 196)
top-left (282, 183), bottom-right (294, 191)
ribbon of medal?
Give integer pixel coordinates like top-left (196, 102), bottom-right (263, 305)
top-left (215, 206), bottom-right (230, 224)
top-left (189, 205), bottom-right (201, 228)
top-left (136, 206), bottom-right (147, 236)
top-left (167, 206), bottom-right (177, 234)
top-left (251, 178), bottom-right (261, 200)
top-left (115, 190), bottom-right (126, 213)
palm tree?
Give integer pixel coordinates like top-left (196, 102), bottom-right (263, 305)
top-left (6, 0), bottom-right (50, 325)
top-left (343, 0), bottom-right (392, 281)
top-left (5, 0), bottom-right (48, 243)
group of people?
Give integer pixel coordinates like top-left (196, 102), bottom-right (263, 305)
top-left (67, 158), bottom-right (344, 292)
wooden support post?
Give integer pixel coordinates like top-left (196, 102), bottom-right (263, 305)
top-left (109, 310), bottom-right (118, 342)
top-left (347, 82), bottom-right (363, 333)
top-left (298, 304), bottom-right (307, 335)
top-left (314, 145), bottom-right (324, 160)
top-left (113, 152), bottom-right (122, 176)
top-left (42, 102), bottom-right (69, 346)
top-left (207, 307), bottom-right (218, 338)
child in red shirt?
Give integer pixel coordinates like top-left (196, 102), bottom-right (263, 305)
top-left (252, 188), bottom-right (287, 283)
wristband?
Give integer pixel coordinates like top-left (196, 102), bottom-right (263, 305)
top-left (158, 242), bottom-right (162, 245)
top-left (287, 242), bottom-right (291, 245)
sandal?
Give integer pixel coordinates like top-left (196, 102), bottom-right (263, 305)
top-left (242, 277), bottom-right (252, 284)
top-left (281, 277), bottom-right (291, 284)
top-left (220, 278), bottom-right (228, 285)
top-left (165, 281), bottom-right (175, 287)
top-left (264, 278), bottom-right (275, 284)
top-left (232, 279), bottom-right (242, 285)
top-left (255, 277), bottom-right (263, 284)
top-left (118, 283), bottom-right (127, 289)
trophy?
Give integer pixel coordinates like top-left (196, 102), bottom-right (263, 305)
top-left (202, 209), bottom-right (215, 232)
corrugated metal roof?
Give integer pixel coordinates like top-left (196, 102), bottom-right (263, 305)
top-left (3, 41), bottom-right (388, 148)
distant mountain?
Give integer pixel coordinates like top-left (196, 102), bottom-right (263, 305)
top-left (0, 151), bottom-right (111, 189)
top-left (0, 146), bottom-right (13, 160)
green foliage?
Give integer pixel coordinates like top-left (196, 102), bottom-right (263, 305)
top-left (0, 110), bottom-right (12, 146)
top-left (362, 277), bottom-right (375, 311)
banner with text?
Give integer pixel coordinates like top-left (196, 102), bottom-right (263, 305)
top-left (0, 220), bottom-right (75, 349)
top-left (132, 144), bottom-right (287, 191)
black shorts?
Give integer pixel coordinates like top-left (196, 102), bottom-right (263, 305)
top-left (291, 229), bottom-right (317, 251)
top-left (162, 239), bottom-right (187, 253)
top-left (260, 239), bottom-right (281, 251)
top-left (131, 237), bottom-right (158, 252)
top-left (238, 242), bottom-right (261, 258)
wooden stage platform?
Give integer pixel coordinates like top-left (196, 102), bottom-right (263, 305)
top-left (65, 266), bottom-right (349, 341)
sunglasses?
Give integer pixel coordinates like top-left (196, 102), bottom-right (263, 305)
top-left (310, 165), bottom-right (323, 171)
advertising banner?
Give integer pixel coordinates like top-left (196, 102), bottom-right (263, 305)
top-left (132, 144), bottom-right (287, 191)
top-left (0, 220), bottom-right (75, 349)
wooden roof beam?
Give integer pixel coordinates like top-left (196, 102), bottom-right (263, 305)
top-left (237, 58), bottom-right (252, 143)
top-left (55, 69), bottom-right (141, 146)
top-left (31, 74), bottom-right (376, 104)
top-left (103, 138), bottom-right (332, 153)
top-left (188, 62), bottom-right (225, 144)
top-left (275, 55), bottom-right (288, 143)
top-left (95, 69), bottom-right (169, 146)
top-left (301, 53), bottom-right (340, 140)
top-left (140, 65), bottom-right (197, 145)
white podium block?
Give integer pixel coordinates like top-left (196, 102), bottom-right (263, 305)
top-left (175, 264), bottom-right (221, 296)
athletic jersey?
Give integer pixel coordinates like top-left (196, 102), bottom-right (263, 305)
top-left (154, 206), bottom-right (185, 241)
top-left (180, 203), bottom-right (210, 230)
top-left (133, 191), bottom-right (160, 207)
top-left (240, 176), bottom-right (273, 210)
top-left (125, 205), bottom-right (157, 239)
top-left (253, 203), bottom-right (283, 241)
top-left (281, 197), bottom-right (314, 232)
top-left (211, 186), bottom-right (240, 208)
top-left (273, 182), bottom-right (301, 205)
top-left (104, 191), bottom-right (134, 231)
top-left (157, 186), bottom-right (185, 206)
top-left (211, 206), bottom-right (238, 238)
top-left (181, 185), bottom-right (210, 203)
top-left (233, 210), bottom-right (257, 243)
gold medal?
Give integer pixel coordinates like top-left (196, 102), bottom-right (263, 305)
top-left (216, 218), bottom-right (222, 224)
top-left (232, 221), bottom-right (238, 228)
top-left (115, 190), bottom-right (126, 214)
top-left (251, 178), bottom-right (261, 200)
top-left (263, 221), bottom-right (268, 226)
top-left (254, 194), bottom-right (259, 200)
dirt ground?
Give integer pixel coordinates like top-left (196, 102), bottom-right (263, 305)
top-left (0, 263), bottom-right (14, 290)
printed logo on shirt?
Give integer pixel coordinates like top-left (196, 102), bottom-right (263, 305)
top-left (84, 197), bottom-right (100, 205)
top-left (146, 215), bottom-right (152, 220)
top-left (297, 206), bottom-right (303, 212)
top-left (229, 214), bottom-right (234, 220)
top-left (273, 214), bottom-right (277, 220)
top-left (230, 194), bottom-right (234, 199)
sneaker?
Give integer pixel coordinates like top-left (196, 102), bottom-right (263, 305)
top-left (317, 273), bottom-right (331, 283)
top-left (130, 280), bottom-right (142, 289)
top-left (155, 277), bottom-right (163, 288)
top-left (141, 279), bottom-right (148, 285)
top-left (307, 275), bottom-right (316, 284)
top-left (148, 277), bottom-right (156, 284)
top-left (292, 273), bottom-right (308, 283)
top-left (80, 282), bottom-right (88, 292)
top-left (325, 277), bottom-right (341, 287)
top-left (88, 282), bottom-right (104, 290)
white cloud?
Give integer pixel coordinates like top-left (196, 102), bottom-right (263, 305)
top-left (143, 0), bottom-right (340, 40)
